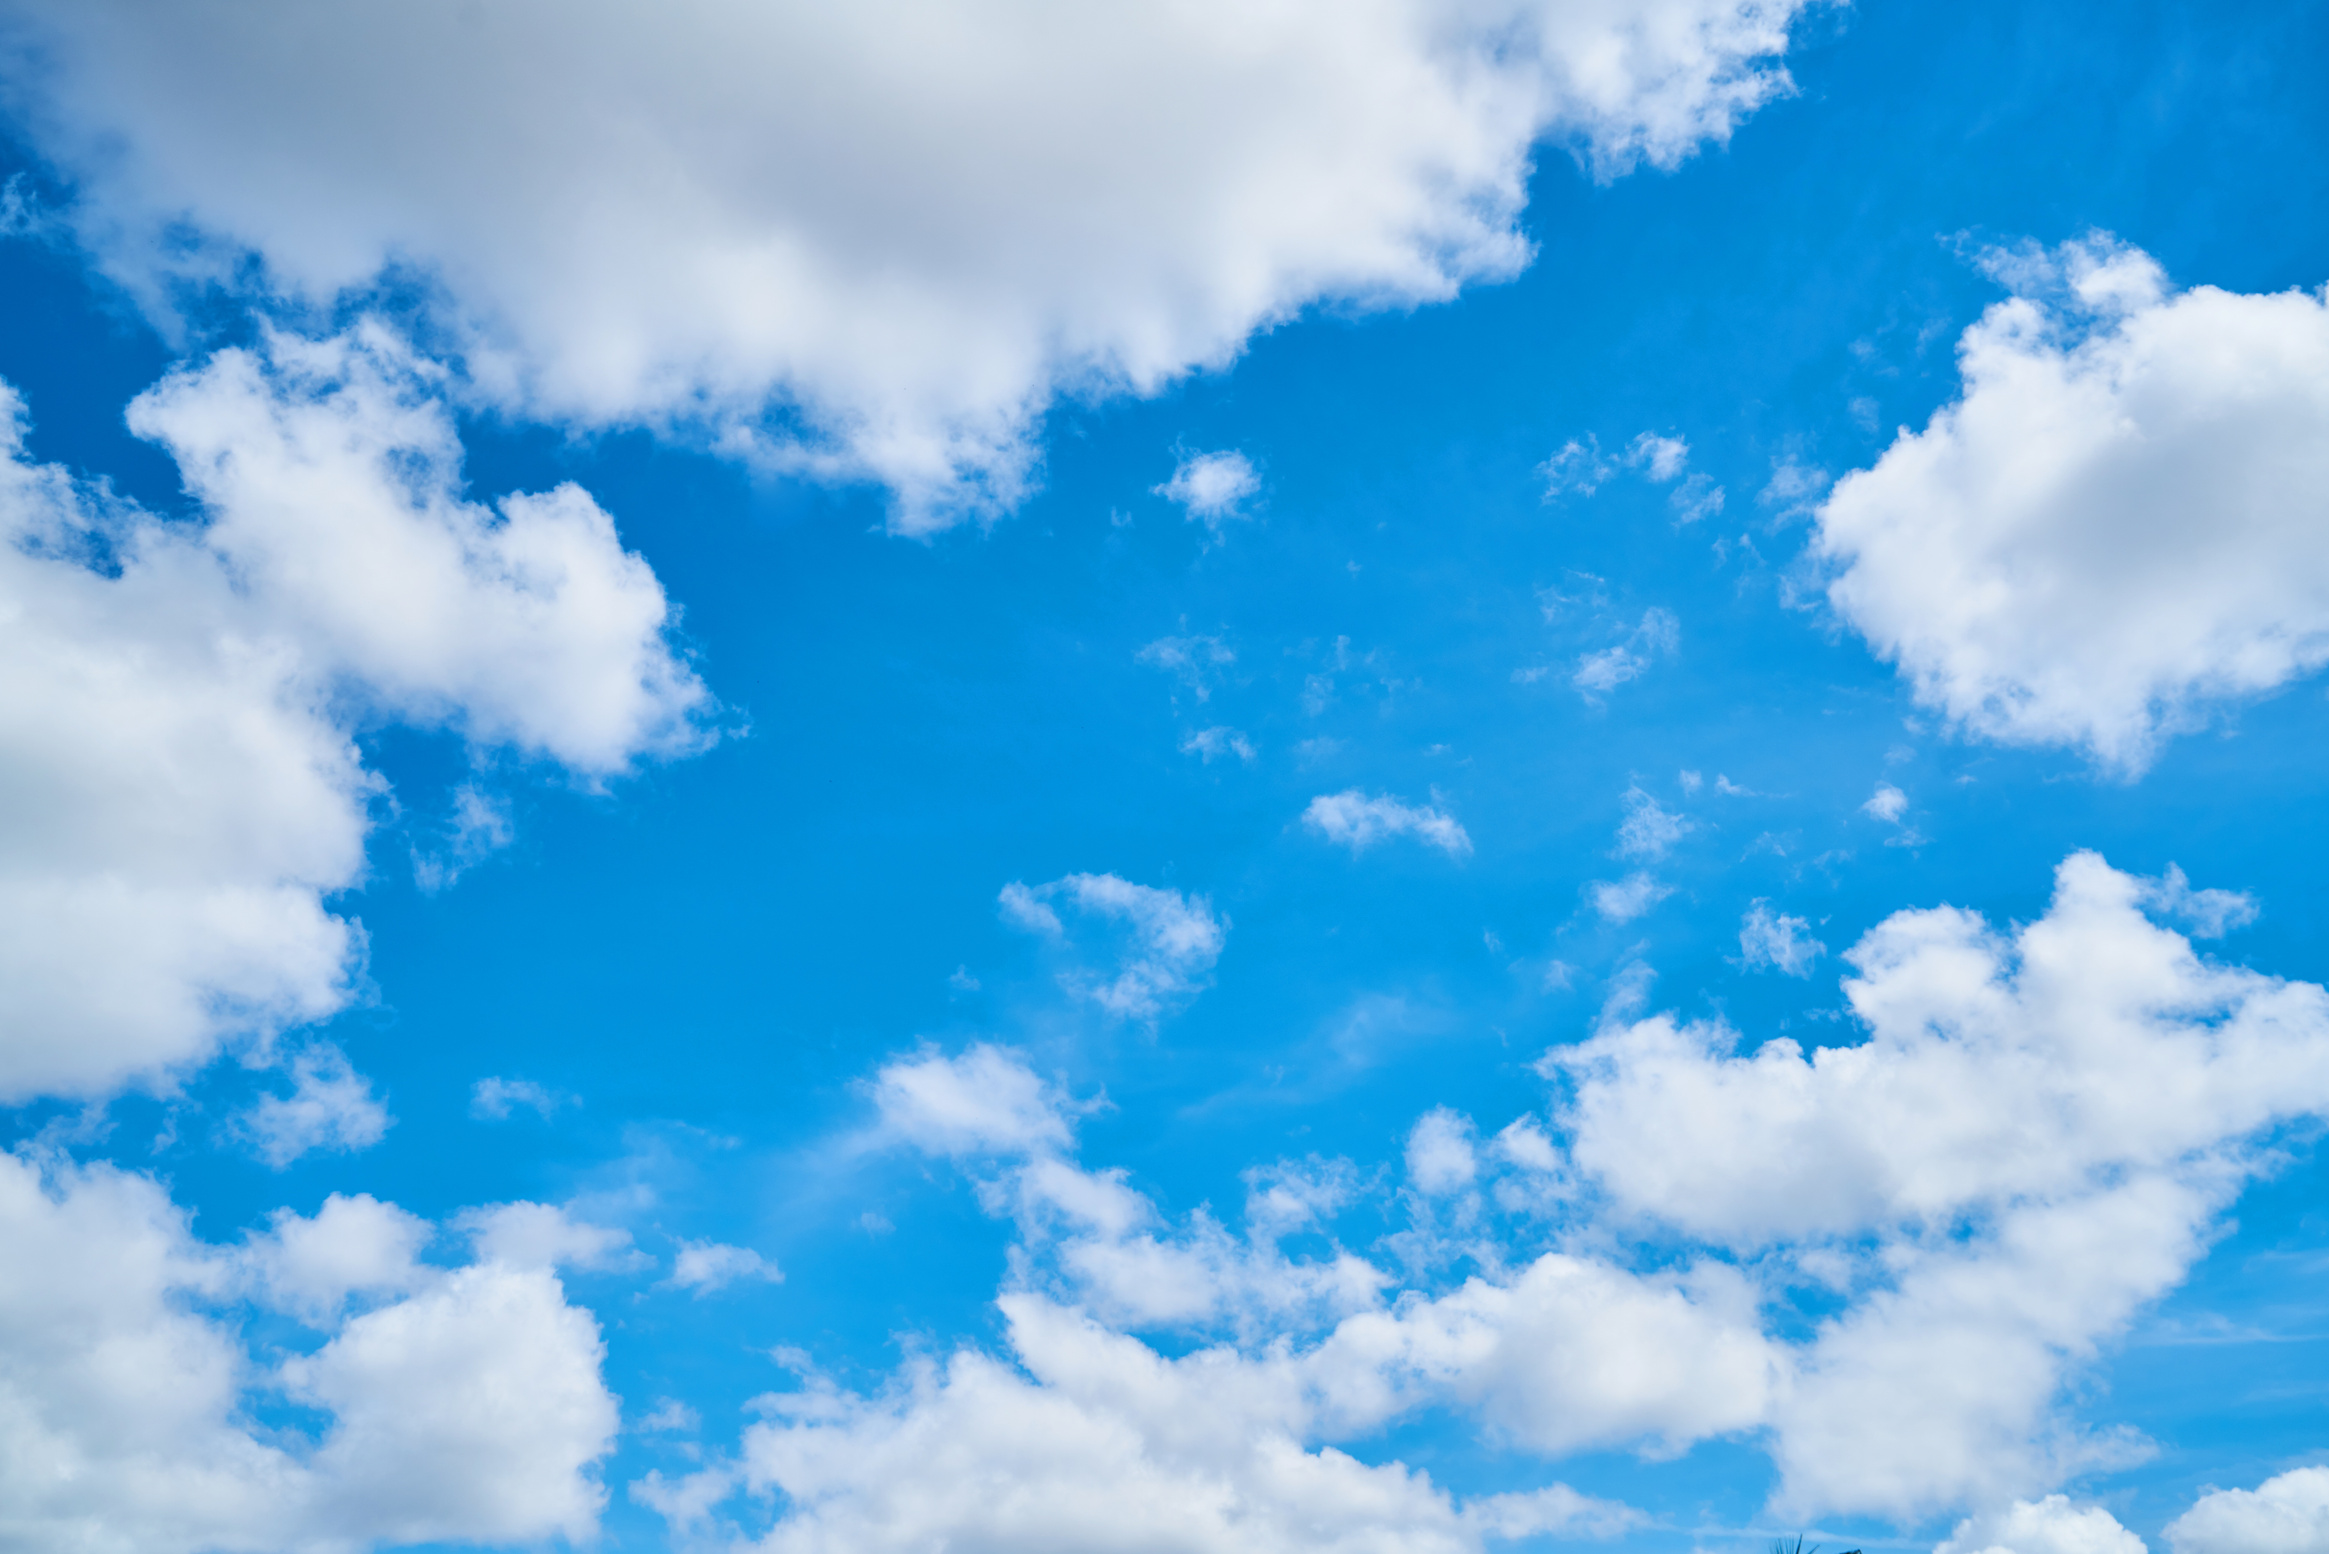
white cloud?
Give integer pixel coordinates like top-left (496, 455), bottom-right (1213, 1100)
top-left (1574, 607), bottom-right (1680, 694)
top-left (2170, 1466), bottom-right (2329, 1554)
top-left (469, 1075), bottom-right (574, 1121)
top-left (1616, 785), bottom-right (1692, 860)
top-left (0, 1150), bottom-right (618, 1552)
top-left (457, 1201), bottom-right (643, 1274)
top-left (245, 1192), bottom-right (430, 1325)
top-left (871, 1043), bottom-right (1076, 1159)
top-left (661, 851), bottom-right (2329, 1542)
top-left (666, 1240), bottom-right (784, 1296)
top-left (1940, 1496), bottom-right (2149, 1554)
top-left (1000, 872), bottom-right (1229, 1021)
top-left (1406, 1108), bottom-right (1479, 1196)
top-left (1156, 450), bottom-right (1261, 532)
top-left (1304, 790), bottom-right (1474, 858)
top-left (1549, 851), bottom-right (2329, 1516)
top-left (1817, 235), bottom-right (2329, 773)
top-left (1182, 725), bottom-right (1258, 764)
top-left (0, 334), bottom-right (708, 1102)
top-left (1587, 872), bottom-right (1672, 923)
top-left (411, 783), bottom-right (514, 894)
top-left (1626, 431), bottom-right (1691, 482)
top-left (1864, 781), bottom-right (1910, 822)
top-left (236, 1045), bottom-right (392, 1168)
top-left (1137, 633), bottom-right (1236, 701)
top-left (1737, 900), bottom-right (1824, 976)
top-left (1, 1), bottom-right (1815, 526)
top-left (662, 1295), bottom-right (1640, 1554)
top-left (2142, 863), bottom-right (2259, 940)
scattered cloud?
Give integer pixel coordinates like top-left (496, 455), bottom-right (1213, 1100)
top-left (1587, 872), bottom-right (1673, 923)
top-left (1737, 901), bottom-right (1824, 976)
top-left (1303, 790), bottom-right (1474, 858)
top-left (1615, 786), bottom-right (1692, 860)
top-left (1137, 634), bottom-right (1235, 701)
top-left (457, 1201), bottom-right (644, 1274)
top-left (1574, 608), bottom-right (1680, 695)
top-left (412, 785), bottom-right (514, 895)
top-left (871, 1044), bottom-right (1076, 1159)
top-left (999, 873), bottom-right (1229, 1021)
top-left (1864, 781), bottom-right (1910, 822)
top-left (238, 1046), bottom-right (392, 1168)
top-left (1818, 234), bottom-right (2329, 774)
top-left (1181, 725), bottom-right (1258, 763)
top-left (664, 1240), bottom-right (783, 1296)
top-left (470, 1076), bottom-right (575, 1122)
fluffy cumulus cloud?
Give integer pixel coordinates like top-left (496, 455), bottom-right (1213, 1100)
top-left (0, 330), bottom-right (708, 1100)
top-left (1553, 851), bottom-right (2329, 1516)
top-left (2170, 1468), bottom-right (2329, 1554)
top-left (1818, 236), bottom-right (2329, 773)
top-left (0, 0), bottom-right (1814, 525)
top-left (1939, 1496), bottom-right (2149, 1554)
top-left (0, 1153), bottom-right (618, 1552)
top-left (1156, 449), bottom-right (1262, 533)
top-left (654, 853), bottom-right (2329, 1545)
top-left (1304, 789), bottom-right (1475, 858)
top-left (999, 872), bottom-right (1229, 1021)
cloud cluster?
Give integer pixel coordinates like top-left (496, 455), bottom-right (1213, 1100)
top-left (0, 330), bottom-right (707, 1099)
top-left (0, 0), bottom-right (1814, 523)
top-left (658, 853), bottom-right (2329, 1546)
top-left (0, 1159), bottom-right (617, 1552)
top-left (1819, 236), bottom-right (2329, 773)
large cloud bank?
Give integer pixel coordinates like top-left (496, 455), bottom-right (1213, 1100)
top-left (0, 0), bottom-right (1814, 524)
top-left (1818, 237), bottom-right (2329, 773)
top-left (0, 328), bottom-right (707, 1099)
top-left (647, 853), bottom-right (2329, 1545)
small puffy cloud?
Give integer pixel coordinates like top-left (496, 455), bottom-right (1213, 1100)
top-left (1000, 872), bottom-right (1229, 1021)
top-left (3, 1), bottom-right (1815, 525)
top-left (1615, 785), bottom-right (1691, 860)
top-left (1588, 872), bottom-right (1672, 923)
top-left (1155, 450), bottom-right (1261, 532)
top-left (2169, 1466), bottom-right (2329, 1554)
top-left (1817, 234), bottom-right (2329, 774)
top-left (469, 1076), bottom-right (574, 1121)
top-left (1180, 725), bottom-right (1257, 764)
top-left (1574, 608), bottom-right (1680, 695)
top-left (1738, 901), bottom-right (1824, 976)
top-left (1939, 1497), bottom-right (2148, 1554)
top-left (665, 1240), bottom-right (783, 1296)
top-left (871, 1043), bottom-right (1075, 1159)
top-left (457, 1202), bottom-right (642, 1274)
top-left (1303, 790), bottom-right (1473, 858)
top-left (1625, 432), bottom-right (1691, 482)
top-left (1405, 1108), bottom-right (1478, 1196)
top-left (238, 1046), bottom-right (392, 1168)
top-left (246, 1192), bottom-right (431, 1324)
top-left (1864, 781), bottom-right (1910, 822)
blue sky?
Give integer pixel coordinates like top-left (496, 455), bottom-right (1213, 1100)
top-left (1, 2), bottom-right (2328, 1551)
